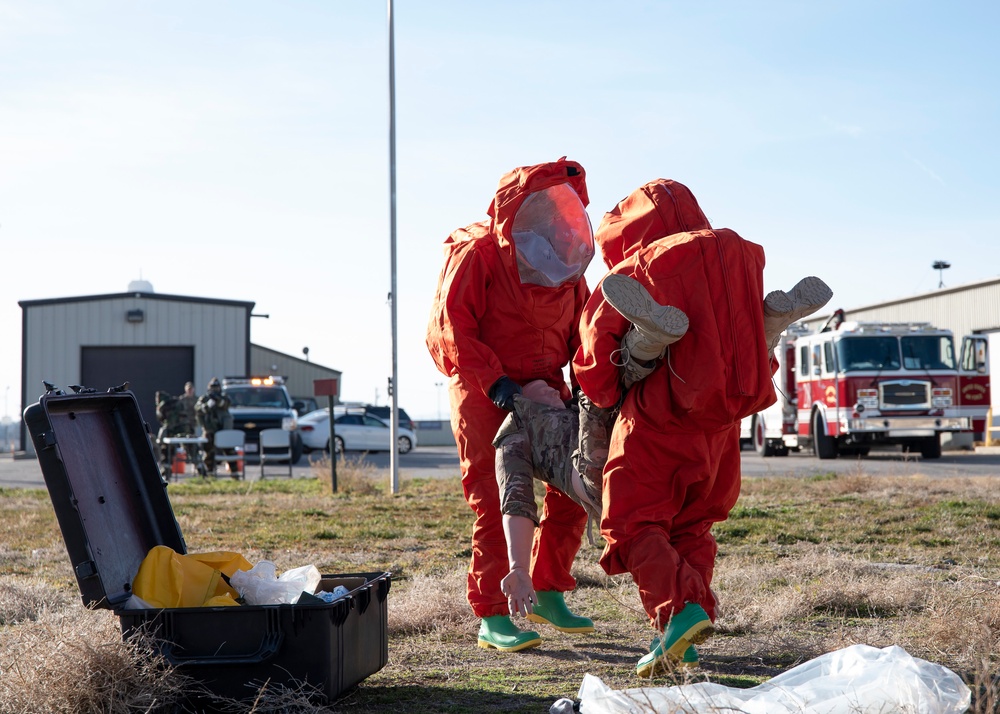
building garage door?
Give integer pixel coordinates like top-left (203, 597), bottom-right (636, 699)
top-left (81, 346), bottom-right (194, 428)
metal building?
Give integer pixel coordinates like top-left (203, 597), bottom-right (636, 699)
top-left (18, 281), bottom-right (341, 453)
top-left (250, 343), bottom-right (342, 409)
top-left (802, 276), bottom-right (1000, 342)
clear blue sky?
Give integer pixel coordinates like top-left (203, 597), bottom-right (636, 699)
top-left (2, 1), bottom-right (998, 420)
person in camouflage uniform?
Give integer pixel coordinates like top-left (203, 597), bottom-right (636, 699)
top-left (195, 377), bottom-right (233, 474)
top-left (178, 382), bottom-right (198, 433)
top-left (155, 390), bottom-right (195, 476)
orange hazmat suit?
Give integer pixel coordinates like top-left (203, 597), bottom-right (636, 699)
top-left (574, 179), bottom-right (777, 628)
top-left (427, 158), bottom-right (593, 618)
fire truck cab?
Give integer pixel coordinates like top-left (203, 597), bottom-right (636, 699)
top-left (744, 317), bottom-right (990, 460)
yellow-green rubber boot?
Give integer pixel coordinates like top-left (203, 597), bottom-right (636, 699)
top-left (477, 615), bottom-right (542, 652)
top-left (650, 639), bottom-right (699, 670)
top-left (526, 591), bottom-right (595, 633)
top-left (636, 603), bottom-right (713, 678)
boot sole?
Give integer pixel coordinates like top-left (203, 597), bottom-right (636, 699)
top-left (636, 621), bottom-right (714, 678)
top-left (763, 276), bottom-right (833, 325)
top-left (477, 636), bottom-right (543, 652)
top-left (601, 274), bottom-right (689, 339)
top-left (526, 612), bottom-right (596, 633)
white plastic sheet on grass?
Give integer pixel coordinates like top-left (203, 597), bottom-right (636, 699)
top-left (565, 644), bottom-right (971, 714)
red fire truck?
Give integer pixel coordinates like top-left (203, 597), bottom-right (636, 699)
top-left (743, 312), bottom-right (990, 459)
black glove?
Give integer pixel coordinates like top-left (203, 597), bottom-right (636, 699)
top-left (488, 376), bottom-right (522, 412)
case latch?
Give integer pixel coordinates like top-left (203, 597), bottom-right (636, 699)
top-left (75, 560), bottom-right (98, 578)
top-left (41, 431), bottom-right (57, 450)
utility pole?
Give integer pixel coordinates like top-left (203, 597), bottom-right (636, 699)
top-left (387, 0), bottom-right (400, 495)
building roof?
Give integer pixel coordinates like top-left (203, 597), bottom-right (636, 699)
top-left (19, 290), bottom-right (255, 310)
top-left (251, 343), bottom-right (342, 377)
top-left (807, 275), bottom-right (1000, 322)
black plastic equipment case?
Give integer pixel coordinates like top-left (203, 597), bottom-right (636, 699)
top-left (24, 389), bottom-right (390, 705)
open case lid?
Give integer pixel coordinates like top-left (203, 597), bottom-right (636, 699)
top-left (24, 390), bottom-right (186, 609)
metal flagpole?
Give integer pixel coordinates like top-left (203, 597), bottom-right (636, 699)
top-left (387, 0), bottom-right (400, 494)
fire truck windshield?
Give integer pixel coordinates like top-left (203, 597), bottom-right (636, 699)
top-left (900, 335), bottom-right (955, 370)
top-left (836, 337), bottom-right (901, 372)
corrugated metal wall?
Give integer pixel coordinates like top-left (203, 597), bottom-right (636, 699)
top-left (802, 279), bottom-right (1000, 338)
top-left (250, 344), bottom-right (342, 402)
top-left (24, 296), bottom-right (249, 397)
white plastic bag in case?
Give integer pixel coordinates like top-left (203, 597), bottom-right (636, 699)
top-left (572, 644), bottom-right (971, 714)
top-left (229, 561), bottom-right (322, 605)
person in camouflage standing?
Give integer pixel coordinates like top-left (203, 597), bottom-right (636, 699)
top-left (195, 378), bottom-right (233, 474)
top-left (177, 381), bottom-right (199, 466)
top-left (178, 382), bottom-right (197, 432)
top-left (155, 390), bottom-right (195, 478)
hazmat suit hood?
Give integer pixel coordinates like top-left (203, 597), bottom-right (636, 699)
top-left (487, 157), bottom-right (594, 287)
top-left (595, 179), bottom-right (710, 269)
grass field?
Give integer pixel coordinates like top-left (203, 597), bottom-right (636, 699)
top-left (1, 456), bottom-right (998, 713)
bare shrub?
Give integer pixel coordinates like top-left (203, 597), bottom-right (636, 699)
top-left (310, 453), bottom-right (380, 495)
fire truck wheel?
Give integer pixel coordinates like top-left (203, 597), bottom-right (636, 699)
top-left (919, 436), bottom-right (942, 459)
top-left (752, 416), bottom-right (776, 457)
top-left (812, 411), bottom-right (839, 460)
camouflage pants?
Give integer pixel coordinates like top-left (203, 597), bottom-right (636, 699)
top-left (572, 392), bottom-right (619, 514)
top-left (493, 395), bottom-right (618, 524)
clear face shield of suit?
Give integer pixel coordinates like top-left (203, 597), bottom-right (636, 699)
top-left (512, 184), bottom-right (595, 287)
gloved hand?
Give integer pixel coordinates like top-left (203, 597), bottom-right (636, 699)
top-left (522, 379), bottom-right (565, 409)
top-left (488, 376), bottom-right (522, 411)
top-left (207, 399), bottom-right (216, 408)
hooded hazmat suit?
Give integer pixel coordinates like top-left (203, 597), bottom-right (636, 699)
top-left (573, 179), bottom-right (777, 629)
top-left (427, 158), bottom-right (594, 618)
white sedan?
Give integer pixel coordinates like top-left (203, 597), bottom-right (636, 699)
top-left (298, 409), bottom-right (417, 455)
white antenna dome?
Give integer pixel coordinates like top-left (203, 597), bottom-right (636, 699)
top-left (128, 279), bottom-right (154, 293)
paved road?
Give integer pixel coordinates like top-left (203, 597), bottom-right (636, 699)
top-left (0, 445), bottom-right (465, 489)
top-left (738, 445), bottom-right (1000, 478)
top-left (2, 444), bottom-right (998, 490)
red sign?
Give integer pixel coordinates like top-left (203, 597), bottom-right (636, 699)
top-left (313, 379), bottom-right (339, 397)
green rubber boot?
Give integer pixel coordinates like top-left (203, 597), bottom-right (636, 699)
top-left (636, 603), bottom-right (713, 678)
top-left (650, 638), bottom-right (699, 670)
top-left (477, 615), bottom-right (542, 652)
top-left (526, 591), bottom-right (595, 633)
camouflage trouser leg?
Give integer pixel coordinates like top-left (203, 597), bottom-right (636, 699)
top-left (571, 393), bottom-right (621, 515)
top-left (203, 432), bottom-right (217, 472)
top-left (493, 395), bottom-right (580, 524)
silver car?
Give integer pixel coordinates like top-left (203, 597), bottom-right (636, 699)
top-left (298, 409), bottom-right (417, 455)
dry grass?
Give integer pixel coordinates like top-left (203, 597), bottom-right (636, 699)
top-left (0, 596), bottom-right (187, 713)
top-left (1, 467), bottom-right (999, 712)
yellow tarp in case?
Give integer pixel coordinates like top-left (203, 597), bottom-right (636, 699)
top-left (132, 545), bottom-right (253, 608)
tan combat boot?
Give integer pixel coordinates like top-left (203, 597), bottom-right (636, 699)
top-left (601, 273), bottom-right (689, 365)
top-left (763, 276), bottom-right (833, 351)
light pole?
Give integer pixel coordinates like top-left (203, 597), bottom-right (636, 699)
top-left (933, 260), bottom-right (950, 289)
top-left (435, 382), bottom-right (443, 421)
